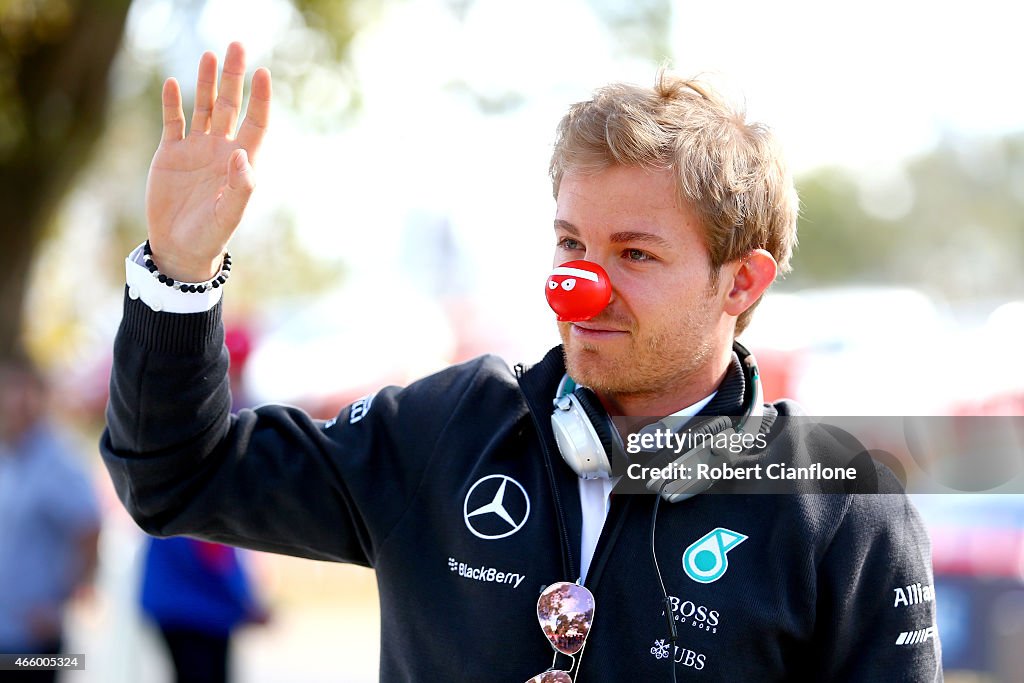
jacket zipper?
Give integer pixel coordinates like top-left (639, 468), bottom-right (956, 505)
top-left (515, 362), bottom-right (577, 581)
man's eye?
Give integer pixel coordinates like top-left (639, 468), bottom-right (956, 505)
top-left (558, 238), bottom-right (583, 251)
top-left (625, 248), bottom-right (652, 262)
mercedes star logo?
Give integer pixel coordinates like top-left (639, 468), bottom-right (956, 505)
top-left (463, 474), bottom-right (531, 540)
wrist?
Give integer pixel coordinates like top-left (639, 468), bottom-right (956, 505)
top-left (143, 241), bottom-right (231, 293)
top-left (147, 241), bottom-right (223, 282)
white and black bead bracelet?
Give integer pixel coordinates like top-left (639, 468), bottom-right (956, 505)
top-left (142, 241), bottom-right (231, 293)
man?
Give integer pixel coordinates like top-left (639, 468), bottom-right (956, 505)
top-left (0, 356), bottom-right (100, 682)
top-left (102, 43), bottom-right (941, 680)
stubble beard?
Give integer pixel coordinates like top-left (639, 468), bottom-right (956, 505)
top-left (559, 305), bottom-right (716, 408)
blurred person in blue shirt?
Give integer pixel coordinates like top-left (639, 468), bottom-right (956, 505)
top-left (140, 520), bottom-right (269, 683)
top-left (0, 355), bottom-right (101, 681)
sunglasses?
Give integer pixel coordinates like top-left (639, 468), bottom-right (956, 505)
top-left (525, 582), bottom-right (596, 683)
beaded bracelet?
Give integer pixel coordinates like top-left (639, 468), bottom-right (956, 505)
top-left (142, 241), bottom-right (231, 293)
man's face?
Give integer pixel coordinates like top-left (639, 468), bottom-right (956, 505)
top-left (554, 165), bottom-right (729, 403)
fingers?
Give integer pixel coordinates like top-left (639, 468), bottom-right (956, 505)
top-left (210, 41), bottom-right (246, 137)
top-left (215, 148), bottom-right (256, 232)
top-left (236, 67), bottom-right (272, 161)
top-left (187, 43), bottom-right (265, 146)
top-left (161, 78), bottom-right (186, 143)
top-left (190, 51), bottom-right (217, 135)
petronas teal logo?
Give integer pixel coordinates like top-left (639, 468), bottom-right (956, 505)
top-left (682, 528), bottom-right (747, 584)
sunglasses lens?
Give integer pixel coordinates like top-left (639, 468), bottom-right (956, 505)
top-left (536, 582), bottom-right (595, 655)
top-left (525, 671), bottom-right (573, 683)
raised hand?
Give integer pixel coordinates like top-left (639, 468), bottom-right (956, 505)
top-left (146, 42), bottom-right (271, 282)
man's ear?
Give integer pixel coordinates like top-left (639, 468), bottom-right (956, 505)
top-left (723, 249), bottom-right (777, 318)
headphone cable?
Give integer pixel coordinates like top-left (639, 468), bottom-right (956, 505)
top-left (651, 480), bottom-right (678, 683)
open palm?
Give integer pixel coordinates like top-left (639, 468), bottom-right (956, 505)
top-left (146, 42), bottom-right (271, 282)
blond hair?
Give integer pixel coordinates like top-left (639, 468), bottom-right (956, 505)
top-left (549, 72), bottom-right (798, 334)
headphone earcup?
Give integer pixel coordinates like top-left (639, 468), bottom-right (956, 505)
top-left (550, 385), bottom-right (617, 480)
top-left (572, 387), bottom-right (618, 473)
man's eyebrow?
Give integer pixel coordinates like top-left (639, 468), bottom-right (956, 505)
top-left (555, 220), bottom-right (671, 249)
top-left (609, 231), bottom-right (672, 248)
top-left (553, 219), bottom-right (579, 235)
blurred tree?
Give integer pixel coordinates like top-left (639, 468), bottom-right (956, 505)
top-left (0, 0), bottom-right (363, 359)
top-left (0, 0), bottom-right (132, 359)
top-left (790, 169), bottom-right (889, 283)
top-left (792, 132), bottom-right (1024, 301)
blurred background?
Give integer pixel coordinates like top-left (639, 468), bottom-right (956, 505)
top-left (1, 0), bottom-right (1022, 680)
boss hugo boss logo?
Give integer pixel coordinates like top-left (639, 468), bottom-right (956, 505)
top-left (463, 474), bottom-right (531, 540)
top-left (682, 528), bottom-right (747, 584)
top-left (661, 595), bottom-right (722, 634)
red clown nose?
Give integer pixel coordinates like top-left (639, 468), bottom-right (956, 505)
top-left (545, 260), bottom-right (612, 322)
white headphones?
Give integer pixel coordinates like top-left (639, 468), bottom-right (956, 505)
top-left (550, 341), bottom-right (766, 502)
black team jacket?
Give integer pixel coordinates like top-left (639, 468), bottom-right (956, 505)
top-left (102, 295), bottom-right (942, 682)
